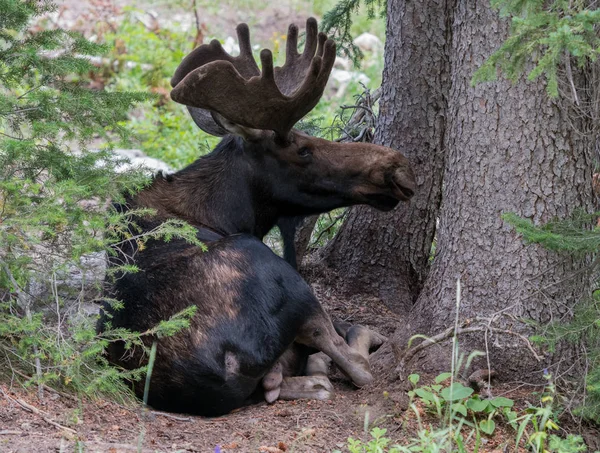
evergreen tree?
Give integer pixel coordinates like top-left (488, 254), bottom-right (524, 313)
top-left (322, 0), bottom-right (600, 422)
top-left (0, 0), bottom-right (198, 397)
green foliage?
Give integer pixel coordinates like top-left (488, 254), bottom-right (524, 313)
top-left (473, 0), bottom-right (600, 97)
top-left (502, 211), bottom-right (600, 254)
top-left (344, 427), bottom-right (401, 453)
top-left (507, 374), bottom-right (589, 453)
top-left (337, 279), bottom-right (588, 452)
top-left (336, 372), bottom-right (587, 453)
top-left (548, 434), bottom-right (588, 453)
top-left (504, 211), bottom-right (600, 424)
top-left (98, 10), bottom-right (218, 168)
top-left (0, 0), bottom-right (200, 400)
top-left (320, 0), bottom-right (386, 64)
top-left (408, 372), bottom-right (514, 436)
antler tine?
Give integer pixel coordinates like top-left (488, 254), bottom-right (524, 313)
top-left (286, 23), bottom-right (299, 61)
top-left (171, 24), bottom-right (259, 88)
top-left (303, 17), bottom-right (319, 60)
top-left (316, 32), bottom-right (327, 58)
top-left (260, 49), bottom-right (275, 81)
top-left (275, 18), bottom-right (327, 96)
top-left (170, 17), bottom-right (337, 139)
top-left (236, 23), bottom-right (254, 64)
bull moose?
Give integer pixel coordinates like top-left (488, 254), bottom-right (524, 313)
top-left (99, 18), bottom-right (415, 416)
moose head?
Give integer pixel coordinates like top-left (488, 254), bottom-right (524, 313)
top-left (167, 18), bottom-right (415, 234)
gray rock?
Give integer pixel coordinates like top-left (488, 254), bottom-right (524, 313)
top-left (328, 69), bottom-right (371, 98)
top-left (353, 33), bottom-right (383, 53)
top-left (113, 149), bottom-right (172, 174)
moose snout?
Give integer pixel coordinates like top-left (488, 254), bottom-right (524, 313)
top-left (391, 167), bottom-right (416, 201)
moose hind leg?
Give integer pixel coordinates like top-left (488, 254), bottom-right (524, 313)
top-left (262, 362), bottom-right (283, 403)
top-left (305, 352), bottom-right (332, 377)
top-left (261, 343), bottom-right (313, 404)
top-left (275, 351), bottom-right (334, 401)
top-left (279, 375), bottom-right (333, 401)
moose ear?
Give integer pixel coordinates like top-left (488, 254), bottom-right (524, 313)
top-left (187, 107), bottom-right (228, 136)
top-left (212, 112), bottom-right (267, 142)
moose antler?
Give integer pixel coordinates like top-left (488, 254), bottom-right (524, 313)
top-left (170, 18), bottom-right (336, 140)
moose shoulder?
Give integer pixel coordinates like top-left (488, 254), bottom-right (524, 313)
top-left (99, 18), bottom-right (415, 416)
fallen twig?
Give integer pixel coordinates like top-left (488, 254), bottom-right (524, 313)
top-left (149, 410), bottom-right (192, 422)
top-left (0, 386), bottom-right (77, 435)
top-left (400, 325), bottom-right (482, 366)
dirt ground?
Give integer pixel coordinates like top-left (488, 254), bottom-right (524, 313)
top-left (0, 283), bottom-right (404, 453)
top-left (2, 281), bottom-right (599, 453)
top-left (0, 378), bottom-right (552, 453)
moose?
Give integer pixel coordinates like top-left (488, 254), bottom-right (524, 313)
top-left (99, 18), bottom-right (415, 416)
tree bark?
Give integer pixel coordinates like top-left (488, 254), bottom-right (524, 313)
top-left (394, 0), bottom-right (596, 379)
top-left (320, 0), bottom-right (453, 312)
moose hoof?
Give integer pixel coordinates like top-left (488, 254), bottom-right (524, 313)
top-left (350, 369), bottom-right (374, 388)
top-left (279, 376), bottom-right (334, 401)
top-left (264, 387), bottom-right (281, 404)
top-left (262, 363), bottom-right (283, 404)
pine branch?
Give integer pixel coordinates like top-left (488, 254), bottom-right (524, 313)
top-left (320, 0), bottom-right (386, 64)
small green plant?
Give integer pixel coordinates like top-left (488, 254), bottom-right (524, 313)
top-left (508, 373), bottom-right (589, 453)
top-left (337, 373), bottom-right (588, 453)
top-left (332, 427), bottom-right (401, 453)
top-left (548, 434), bottom-right (588, 453)
top-left (349, 427), bottom-right (398, 453)
top-left (407, 372), bottom-right (514, 436)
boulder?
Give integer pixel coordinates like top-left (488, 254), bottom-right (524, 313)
top-left (113, 149), bottom-right (172, 174)
top-left (353, 33), bottom-right (383, 53)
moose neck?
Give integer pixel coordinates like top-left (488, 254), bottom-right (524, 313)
top-left (137, 136), bottom-right (279, 238)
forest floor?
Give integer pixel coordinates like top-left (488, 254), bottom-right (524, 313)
top-left (2, 274), bottom-right (600, 452)
top-left (0, 281), bottom-right (579, 453)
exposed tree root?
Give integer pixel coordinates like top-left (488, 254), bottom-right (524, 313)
top-left (395, 317), bottom-right (542, 379)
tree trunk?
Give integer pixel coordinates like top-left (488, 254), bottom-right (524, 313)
top-left (320, 0), bottom-right (453, 312)
top-left (393, 0), bottom-right (596, 379)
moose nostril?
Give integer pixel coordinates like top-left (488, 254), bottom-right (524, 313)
top-left (393, 168), bottom-right (416, 198)
top-left (402, 186), bottom-right (415, 198)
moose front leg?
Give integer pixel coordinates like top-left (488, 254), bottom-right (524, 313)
top-left (295, 309), bottom-right (373, 387)
top-left (262, 323), bottom-right (386, 403)
top-left (280, 325), bottom-right (385, 400)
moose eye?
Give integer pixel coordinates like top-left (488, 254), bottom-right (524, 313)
top-left (298, 146), bottom-right (312, 157)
